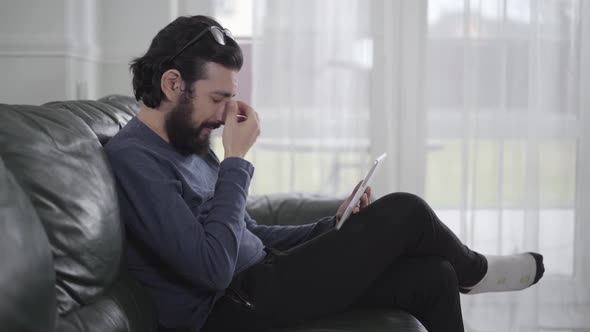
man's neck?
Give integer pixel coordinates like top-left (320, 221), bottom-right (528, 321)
top-left (137, 105), bottom-right (170, 143)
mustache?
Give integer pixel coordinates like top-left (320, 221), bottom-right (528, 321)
top-left (202, 122), bottom-right (222, 130)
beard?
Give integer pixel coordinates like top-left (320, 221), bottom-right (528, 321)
top-left (165, 93), bottom-right (220, 156)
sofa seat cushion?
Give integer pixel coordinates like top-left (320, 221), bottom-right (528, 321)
top-left (275, 309), bottom-right (427, 332)
top-left (57, 269), bottom-right (157, 332)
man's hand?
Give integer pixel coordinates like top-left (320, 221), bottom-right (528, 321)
top-left (222, 101), bottom-right (260, 159)
top-left (336, 181), bottom-right (372, 222)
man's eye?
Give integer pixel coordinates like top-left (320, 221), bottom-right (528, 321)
top-left (212, 98), bottom-right (223, 103)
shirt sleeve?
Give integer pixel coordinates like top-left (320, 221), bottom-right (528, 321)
top-left (108, 146), bottom-right (253, 291)
top-left (244, 212), bottom-right (336, 250)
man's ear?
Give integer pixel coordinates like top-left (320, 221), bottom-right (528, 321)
top-left (161, 69), bottom-right (183, 102)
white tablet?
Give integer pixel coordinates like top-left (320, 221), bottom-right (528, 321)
top-left (335, 153), bottom-right (387, 230)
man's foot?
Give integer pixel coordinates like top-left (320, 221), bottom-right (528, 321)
top-left (460, 252), bottom-right (544, 294)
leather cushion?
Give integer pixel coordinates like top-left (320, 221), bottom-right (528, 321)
top-left (57, 269), bottom-right (157, 332)
top-left (0, 157), bottom-right (57, 332)
top-left (43, 100), bottom-right (136, 146)
top-left (0, 104), bottom-right (123, 315)
top-left (275, 309), bottom-right (427, 332)
top-left (97, 95), bottom-right (140, 118)
top-left (247, 193), bottom-right (343, 226)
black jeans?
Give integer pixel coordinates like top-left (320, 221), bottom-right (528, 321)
top-left (202, 192), bottom-right (487, 332)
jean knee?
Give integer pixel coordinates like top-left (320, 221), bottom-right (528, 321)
top-left (379, 192), bottom-right (433, 228)
top-left (382, 192), bottom-right (423, 205)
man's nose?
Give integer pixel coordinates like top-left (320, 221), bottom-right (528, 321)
top-left (217, 104), bottom-right (228, 125)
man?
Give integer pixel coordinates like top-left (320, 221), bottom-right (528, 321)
top-left (105, 15), bottom-right (544, 332)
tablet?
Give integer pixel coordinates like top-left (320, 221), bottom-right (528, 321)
top-left (335, 153), bottom-right (387, 230)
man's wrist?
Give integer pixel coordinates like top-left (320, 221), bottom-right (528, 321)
top-left (224, 150), bottom-right (245, 159)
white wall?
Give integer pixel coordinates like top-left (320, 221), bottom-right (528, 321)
top-left (0, 0), bottom-right (98, 104)
top-left (0, 0), bottom-right (219, 104)
top-left (95, 0), bottom-right (176, 98)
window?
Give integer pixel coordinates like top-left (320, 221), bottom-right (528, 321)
top-left (425, 0), bottom-right (580, 277)
top-left (212, 0), bottom-right (253, 38)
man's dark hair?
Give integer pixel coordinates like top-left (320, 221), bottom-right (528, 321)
top-left (130, 15), bottom-right (243, 108)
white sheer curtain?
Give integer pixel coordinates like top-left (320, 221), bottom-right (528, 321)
top-left (249, 0), bottom-right (372, 196)
top-left (251, 0), bottom-right (590, 331)
top-left (425, 1), bottom-right (589, 331)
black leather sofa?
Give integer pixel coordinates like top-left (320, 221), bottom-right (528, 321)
top-left (0, 95), bottom-right (427, 332)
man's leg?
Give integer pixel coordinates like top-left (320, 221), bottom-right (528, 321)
top-left (352, 256), bottom-right (464, 332)
top-left (203, 256), bottom-right (464, 332)
top-left (203, 192), bottom-right (481, 331)
top-left (203, 192), bottom-right (539, 331)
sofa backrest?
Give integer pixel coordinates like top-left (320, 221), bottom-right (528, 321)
top-left (44, 95), bottom-right (139, 145)
top-left (247, 193), bottom-right (342, 226)
top-left (0, 96), bottom-right (154, 331)
top-left (0, 102), bottom-right (122, 314)
top-left (0, 158), bottom-right (57, 331)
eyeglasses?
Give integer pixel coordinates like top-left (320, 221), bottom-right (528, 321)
top-left (168, 26), bottom-right (234, 63)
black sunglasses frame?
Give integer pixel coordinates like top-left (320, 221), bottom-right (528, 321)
top-left (168, 26), bottom-right (234, 63)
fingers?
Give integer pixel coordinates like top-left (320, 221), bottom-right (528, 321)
top-left (221, 100), bottom-right (261, 159)
top-left (350, 180), bottom-right (363, 196)
top-left (360, 193), bottom-right (369, 208)
top-left (224, 101), bottom-right (261, 128)
top-left (235, 100), bottom-right (260, 125)
top-left (353, 187), bottom-right (372, 215)
top-left (224, 100), bottom-right (239, 125)
top-left (236, 100), bottom-right (255, 118)
top-left (348, 181), bottom-right (366, 211)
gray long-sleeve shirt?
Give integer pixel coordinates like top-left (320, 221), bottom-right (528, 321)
top-left (105, 117), bottom-right (335, 331)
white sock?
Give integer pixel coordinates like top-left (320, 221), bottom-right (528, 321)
top-left (462, 252), bottom-right (544, 295)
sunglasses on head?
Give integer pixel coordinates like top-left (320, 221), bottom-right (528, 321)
top-left (168, 26), bottom-right (234, 63)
